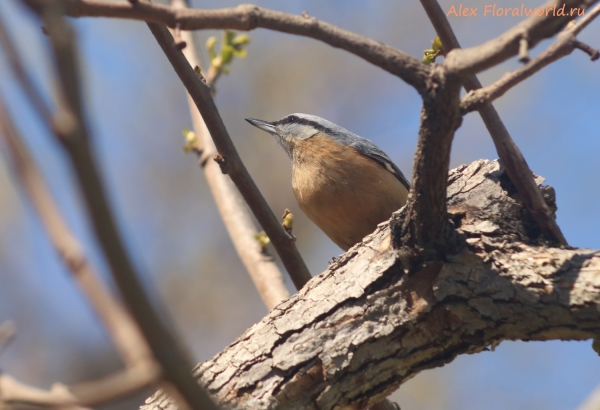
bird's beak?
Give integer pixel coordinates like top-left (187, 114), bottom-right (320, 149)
top-left (245, 118), bottom-right (276, 134)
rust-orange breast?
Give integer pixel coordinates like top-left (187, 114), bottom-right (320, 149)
top-left (291, 133), bottom-right (408, 250)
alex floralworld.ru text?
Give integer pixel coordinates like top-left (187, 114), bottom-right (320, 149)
top-left (447, 3), bottom-right (586, 17)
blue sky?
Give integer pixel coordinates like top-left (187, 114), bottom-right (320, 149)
top-left (0, 0), bottom-right (599, 409)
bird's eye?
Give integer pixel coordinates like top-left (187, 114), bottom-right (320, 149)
top-left (287, 115), bottom-right (299, 123)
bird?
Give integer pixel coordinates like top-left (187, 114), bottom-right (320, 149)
top-left (246, 113), bottom-right (410, 251)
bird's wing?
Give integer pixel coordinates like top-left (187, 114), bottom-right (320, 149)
top-left (349, 139), bottom-right (411, 190)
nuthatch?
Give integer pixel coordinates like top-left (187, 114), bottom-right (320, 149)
top-left (246, 114), bottom-right (410, 251)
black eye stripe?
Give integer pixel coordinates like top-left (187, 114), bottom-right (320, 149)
top-left (273, 116), bottom-right (334, 134)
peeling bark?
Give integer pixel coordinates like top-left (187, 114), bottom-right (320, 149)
top-left (142, 159), bottom-right (600, 410)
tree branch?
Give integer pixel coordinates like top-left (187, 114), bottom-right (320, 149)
top-left (460, 3), bottom-right (600, 113)
top-left (445, 0), bottom-right (599, 76)
top-left (0, 93), bottom-right (154, 373)
top-left (394, 66), bottom-right (463, 257)
top-left (0, 98), bottom-right (161, 409)
top-left (0, 25), bottom-right (164, 407)
top-left (147, 22), bottom-right (312, 290)
top-left (0, 366), bottom-right (161, 409)
top-left (0, 13), bottom-right (53, 126)
top-left (141, 159), bottom-right (600, 410)
top-left (57, 0), bottom-right (431, 92)
top-left (420, 0), bottom-right (569, 246)
top-left (169, 0), bottom-right (289, 310)
top-left (16, 3), bottom-right (220, 409)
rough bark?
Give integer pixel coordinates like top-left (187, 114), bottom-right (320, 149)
top-left (141, 159), bottom-right (600, 410)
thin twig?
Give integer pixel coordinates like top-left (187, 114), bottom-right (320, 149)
top-left (171, 0), bottom-right (289, 309)
top-left (573, 40), bottom-right (600, 60)
top-left (461, 3), bottom-right (600, 113)
top-left (445, 0), bottom-right (599, 75)
top-left (518, 32), bottom-right (530, 63)
top-left (17, 3), bottom-right (220, 409)
top-left (0, 13), bottom-right (53, 125)
top-left (420, 0), bottom-right (568, 246)
top-left (0, 366), bottom-right (157, 408)
top-left (57, 0), bottom-right (431, 92)
top-left (147, 22), bottom-right (312, 290)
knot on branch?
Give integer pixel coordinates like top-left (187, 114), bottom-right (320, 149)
top-left (238, 4), bottom-right (260, 30)
top-left (213, 154), bottom-right (231, 174)
top-left (391, 159), bottom-right (559, 269)
top-left (445, 160), bottom-right (557, 244)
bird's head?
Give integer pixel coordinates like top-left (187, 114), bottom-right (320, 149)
top-left (245, 113), bottom-right (343, 158)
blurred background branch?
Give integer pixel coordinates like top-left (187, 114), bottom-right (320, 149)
top-left (3, 2), bottom-right (220, 409)
top-left (0, 90), bottom-right (160, 408)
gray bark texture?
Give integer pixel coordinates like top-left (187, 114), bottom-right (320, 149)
top-left (141, 159), bottom-right (600, 410)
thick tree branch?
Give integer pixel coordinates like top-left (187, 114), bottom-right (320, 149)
top-left (420, 0), bottom-right (568, 246)
top-left (57, 0), bottom-right (431, 92)
top-left (147, 22), bottom-right (312, 290)
top-left (141, 160), bottom-right (600, 410)
top-left (16, 3), bottom-right (220, 409)
top-left (394, 66), bottom-right (463, 257)
top-left (461, 3), bottom-right (600, 113)
top-left (170, 0), bottom-right (289, 310)
top-left (445, 0), bottom-right (599, 76)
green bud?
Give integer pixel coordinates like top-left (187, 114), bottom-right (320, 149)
top-left (232, 34), bottom-right (250, 47)
top-left (206, 36), bottom-right (217, 60)
top-left (254, 231), bottom-right (270, 247)
top-left (432, 36), bottom-right (443, 53)
top-left (182, 129), bottom-right (198, 153)
top-left (232, 48), bottom-right (248, 59)
top-left (224, 30), bottom-right (236, 45)
top-left (221, 45), bottom-right (234, 65)
top-left (282, 209), bottom-right (294, 231)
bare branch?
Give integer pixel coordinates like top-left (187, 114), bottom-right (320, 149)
top-left (0, 366), bottom-right (158, 408)
top-left (518, 31), bottom-right (531, 63)
top-left (0, 13), bottom-right (53, 126)
top-left (142, 160), bottom-right (600, 410)
top-left (170, 0), bottom-right (289, 310)
top-left (419, 0), bottom-right (568, 246)
top-left (573, 39), bottom-right (600, 59)
top-left (57, 0), bottom-right (431, 91)
top-left (0, 373), bottom-right (84, 409)
top-left (15, 3), bottom-right (220, 409)
top-left (461, 3), bottom-right (600, 113)
top-left (394, 66), bottom-right (463, 256)
top-left (147, 22), bottom-right (312, 290)
top-left (570, 0), bottom-right (600, 34)
top-left (0, 93), bottom-right (156, 372)
top-left (445, 0), bottom-right (599, 76)
top-left (0, 13), bottom-right (163, 409)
